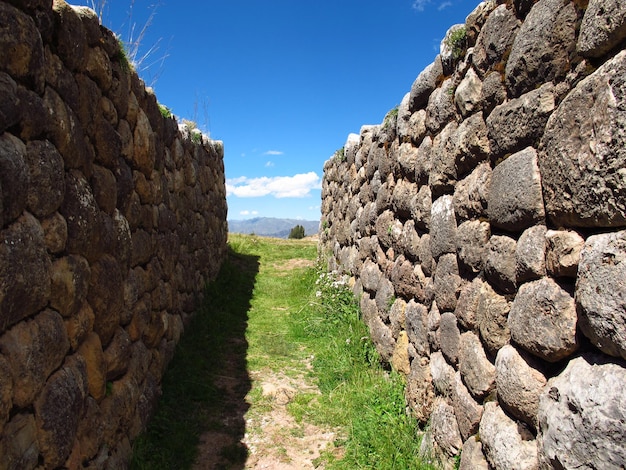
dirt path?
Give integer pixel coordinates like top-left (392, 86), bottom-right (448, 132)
top-left (191, 247), bottom-right (337, 469)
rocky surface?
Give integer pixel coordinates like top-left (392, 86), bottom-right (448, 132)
top-left (320, 1), bottom-right (626, 467)
top-left (0, 0), bottom-right (228, 467)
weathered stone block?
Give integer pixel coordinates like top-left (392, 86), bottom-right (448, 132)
top-left (431, 398), bottom-right (462, 458)
top-left (391, 330), bottom-right (410, 375)
top-left (0, 132), bottom-right (29, 225)
top-left (454, 68), bottom-right (482, 117)
top-left (0, 72), bottom-right (20, 134)
top-left (484, 235), bottom-right (517, 294)
top-left (0, 2), bottom-right (44, 93)
top-left (505, 0), bottom-right (577, 97)
top-left (460, 332), bottom-right (495, 402)
top-left (0, 309), bottom-right (69, 408)
top-left (495, 345), bottom-right (546, 430)
top-left (409, 56), bottom-right (443, 112)
top-left (439, 312), bottom-right (460, 366)
top-left (406, 300), bottom-right (429, 357)
top-left (459, 435), bottom-right (489, 470)
top-left (77, 332), bottom-right (106, 402)
top-left (545, 229), bottom-right (583, 279)
top-left (577, 0), bottom-right (626, 58)
top-left (472, 4), bottom-right (520, 76)
top-left (576, 231), bottom-right (626, 360)
top-left (509, 278), bottom-right (578, 362)
top-left (88, 255), bottom-right (123, 346)
top-left (480, 402), bottom-right (538, 470)
top-left (434, 254), bottom-right (461, 312)
top-left (61, 170), bottom-right (103, 262)
top-left (488, 84), bottom-right (555, 159)
top-left (430, 351), bottom-right (455, 398)
top-left (24, 140), bottom-right (64, 218)
top-left (539, 50), bottom-right (626, 228)
top-left (452, 372), bottom-right (483, 441)
top-left (430, 195), bottom-right (457, 260)
top-left (406, 356), bottom-right (434, 425)
top-left (487, 147), bottom-right (545, 232)
top-left (64, 302), bottom-right (95, 351)
top-left (453, 162), bottom-right (491, 221)
top-left (516, 225), bottom-right (547, 283)
top-left (425, 78), bottom-right (456, 135)
top-left (477, 280), bottom-right (511, 355)
top-left (456, 219), bottom-right (490, 274)
top-left (537, 355), bottom-right (626, 470)
top-left (455, 277), bottom-right (482, 331)
top-left (50, 256), bottom-right (89, 320)
top-left (0, 212), bottom-right (50, 332)
top-left (35, 355), bottom-right (88, 467)
top-left (0, 413), bottom-right (39, 470)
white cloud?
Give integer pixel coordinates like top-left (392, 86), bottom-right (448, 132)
top-left (438, 1), bottom-right (452, 10)
top-left (412, 0), bottom-right (430, 11)
top-left (263, 150), bottom-right (284, 156)
top-left (226, 172), bottom-right (322, 198)
top-left (265, 161), bottom-right (275, 167)
top-left (239, 210), bottom-right (259, 216)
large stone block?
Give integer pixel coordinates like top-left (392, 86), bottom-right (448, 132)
top-left (539, 50), bottom-right (626, 228)
top-left (35, 355), bottom-right (88, 468)
top-left (472, 4), bottom-right (520, 76)
top-left (0, 2), bottom-right (45, 93)
top-left (484, 234), bottom-right (517, 294)
top-left (405, 356), bottom-right (434, 425)
top-left (505, 0), bottom-right (577, 97)
top-left (577, 0), bottom-right (626, 58)
top-left (495, 345), bottom-right (546, 430)
top-left (516, 225), bottom-right (547, 283)
top-left (537, 355), bottom-right (626, 469)
top-left (60, 170), bottom-right (102, 262)
top-left (0, 212), bottom-right (50, 332)
top-left (487, 85), bottom-right (555, 159)
top-left (477, 280), bottom-right (511, 355)
top-left (487, 147), bottom-right (545, 232)
top-left (88, 255), bottom-right (123, 346)
top-left (434, 254), bottom-right (461, 312)
top-left (431, 398), bottom-right (462, 458)
top-left (451, 372), bottom-right (483, 441)
top-left (406, 300), bottom-right (430, 357)
top-left (49, 255), bottom-right (90, 318)
top-left (480, 402), bottom-right (538, 470)
top-left (456, 219), bottom-right (490, 274)
top-left (409, 56), bottom-right (443, 112)
top-left (24, 140), bottom-right (64, 218)
top-left (0, 413), bottom-right (39, 470)
top-left (576, 231), bottom-right (626, 360)
top-left (0, 132), bottom-right (29, 225)
top-left (0, 309), bottom-right (69, 408)
top-left (430, 195), bottom-right (457, 260)
top-left (459, 331), bottom-right (495, 400)
top-left (509, 278), bottom-right (578, 362)
top-left (545, 229), bottom-right (583, 279)
top-left (453, 162), bottom-right (491, 221)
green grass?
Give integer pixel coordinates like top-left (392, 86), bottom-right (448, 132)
top-left (130, 234), bottom-right (438, 469)
top-left (288, 270), bottom-right (438, 470)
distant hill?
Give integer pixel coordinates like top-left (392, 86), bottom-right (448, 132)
top-left (228, 217), bottom-right (320, 239)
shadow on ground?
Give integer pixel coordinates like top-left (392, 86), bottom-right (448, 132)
top-left (131, 247), bottom-right (260, 470)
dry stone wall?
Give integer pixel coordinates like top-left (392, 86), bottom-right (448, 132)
top-left (320, 0), bottom-right (626, 468)
top-left (0, 0), bottom-right (228, 467)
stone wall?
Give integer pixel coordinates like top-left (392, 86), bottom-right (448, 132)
top-left (320, 0), bottom-right (626, 468)
top-left (0, 0), bottom-right (228, 467)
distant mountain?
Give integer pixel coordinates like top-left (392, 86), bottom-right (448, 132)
top-left (228, 217), bottom-right (320, 238)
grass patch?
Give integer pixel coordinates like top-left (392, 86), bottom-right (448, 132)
top-left (289, 271), bottom-right (438, 469)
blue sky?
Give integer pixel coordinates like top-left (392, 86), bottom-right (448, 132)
top-left (75, 0), bottom-right (477, 221)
